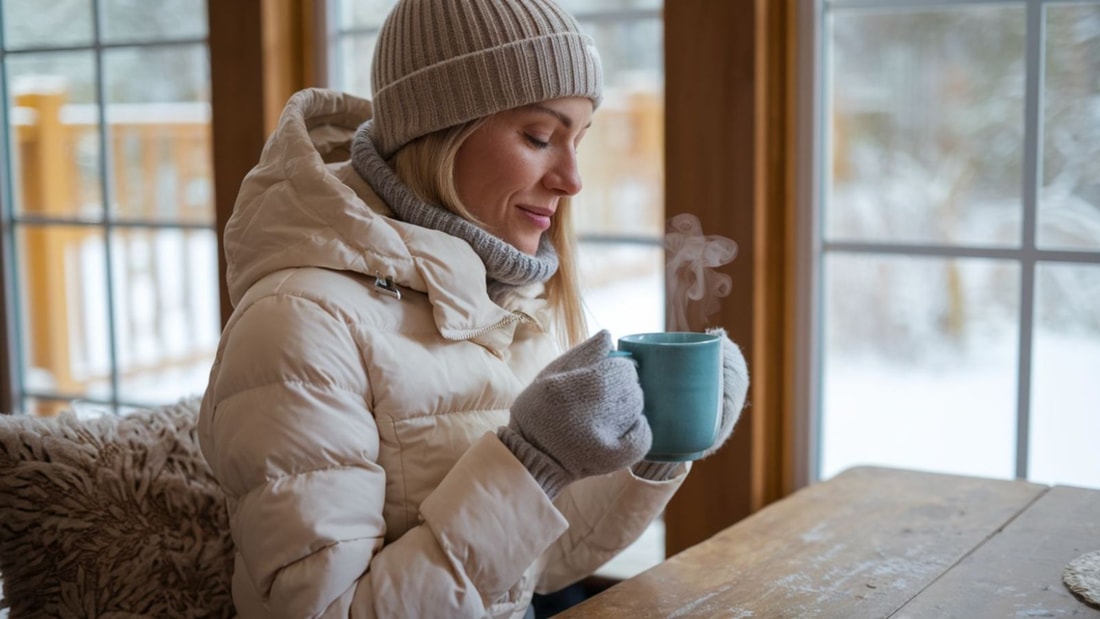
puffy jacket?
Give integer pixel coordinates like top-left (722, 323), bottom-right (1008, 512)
top-left (198, 88), bottom-right (686, 619)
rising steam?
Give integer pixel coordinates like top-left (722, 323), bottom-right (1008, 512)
top-left (664, 214), bottom-right (739, 331)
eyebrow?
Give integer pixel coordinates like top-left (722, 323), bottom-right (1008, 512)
top-left (528, 104), bottom-right (592, 131)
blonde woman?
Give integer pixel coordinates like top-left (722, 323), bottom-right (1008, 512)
top-left (198, 0), bottom-right (749, 617)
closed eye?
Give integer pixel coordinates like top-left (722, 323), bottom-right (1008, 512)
top-left (524, 133), bottom-right (550, 149)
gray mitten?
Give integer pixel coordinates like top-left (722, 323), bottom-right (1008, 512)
top-left (499, 330), bottom-right (651, 498)
top-left (633, 327), bottom-right (749, 481)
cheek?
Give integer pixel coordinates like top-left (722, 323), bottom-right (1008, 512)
top-left (456, 159), bottom-right (498, 205)
top-left (463, 151), bottom-right (531, 198)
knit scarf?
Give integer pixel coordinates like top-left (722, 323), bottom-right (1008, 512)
top-left (349, 121), bottom-right (559, 294)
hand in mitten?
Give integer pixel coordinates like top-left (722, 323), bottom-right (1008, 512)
top-left (498, 330), bottom-right (651, 498)
top-left (633, 327), bottom-right (749, 481)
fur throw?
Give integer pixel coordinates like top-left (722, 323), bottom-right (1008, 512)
top-left (0, 396), bottom-right (235, 618)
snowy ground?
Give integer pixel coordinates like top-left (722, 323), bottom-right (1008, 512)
top-left (822, 331), bottom-right (1100, 489)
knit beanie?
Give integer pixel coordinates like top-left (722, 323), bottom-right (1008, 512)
top-left (369, 0), bottom-right (603, 159)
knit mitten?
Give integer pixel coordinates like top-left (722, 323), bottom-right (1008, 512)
top-left (632, 327), bottom-right (749, 481)
top-left (499, 330), bottom-right (651, 498)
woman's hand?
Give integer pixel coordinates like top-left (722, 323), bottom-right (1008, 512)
top-left (699, 326), bottom-right (749, 458)
top-left (499, 330), bottom-right (651, 498)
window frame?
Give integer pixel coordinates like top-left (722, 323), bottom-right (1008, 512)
top-left (799, 0), bottom-right (1100, 483)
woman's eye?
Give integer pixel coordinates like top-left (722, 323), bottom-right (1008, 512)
top-left (524, 133), bottom-right (550, 149)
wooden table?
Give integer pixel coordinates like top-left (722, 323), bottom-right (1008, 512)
top-left (559, 466), bottom-right (1100, 618)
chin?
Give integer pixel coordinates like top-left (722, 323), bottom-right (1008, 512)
top-left (520, 239), bottom-right (542, 256)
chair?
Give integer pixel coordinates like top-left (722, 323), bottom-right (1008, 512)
top-left (0, 396), bottom-right (235, 618)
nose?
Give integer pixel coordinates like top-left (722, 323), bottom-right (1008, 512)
top-left (545, 150), bottom-right (583, 196)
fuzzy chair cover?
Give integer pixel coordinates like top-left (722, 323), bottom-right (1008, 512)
top-left (0, 396), bottom-right (235, 618)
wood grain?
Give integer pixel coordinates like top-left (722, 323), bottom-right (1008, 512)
top-left (559, 467), bottom-right (1046, 618)
top-left (893, 485), bottom-right (1100, 618)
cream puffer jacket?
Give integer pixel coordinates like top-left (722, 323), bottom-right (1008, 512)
top-left (198, 88), bottom-right (687, 619)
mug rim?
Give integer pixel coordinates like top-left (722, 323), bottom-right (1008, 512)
top-left (619, 331), bottom-right (720, 346)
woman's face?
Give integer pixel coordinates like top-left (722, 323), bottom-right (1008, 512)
top-left (454, 96), bottom-right (593, 255)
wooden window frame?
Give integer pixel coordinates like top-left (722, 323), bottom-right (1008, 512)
top-left (662, 0), bottom-right (799, 554)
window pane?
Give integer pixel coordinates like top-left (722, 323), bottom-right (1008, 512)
top-left (103, 44), bottom-right (211, 223)
top-left (580, 243), bottom-right (663, 337)
top-left (106, 112), bottom-right (213, 224)
top-left (1029, 263), bottom-right (1100, 488)
top-left (337, 33), bottom-right (378, 97)
top-left (2, 0), bottom-right (93, 49)
top-left (1040, 3), bottom-right (1100, 251)
top-left (820, 254), bottom-right (1020, 480)
top-left (828, 7), bottom-right (1025, 246)
top-left (581, 17), bottom-right (662, 81)
top-left (8, 52), bottom-right (103, 219)
top-left (574, 87), bottom-right (662, 238)
top-left (110, 228), bottom-right (220, 405)
top-left (16, 225), bottom-right (111, 402)
top-left (6, 50), bottom-right (97, 102)
top-left (101, 0), bottom-right (207, 43)
top-left (103, 45), bottom-right (208, 105)
top-left (337, 0), bottom-right (393, 29)
top-left (574, 17), bottom-right (663, 239)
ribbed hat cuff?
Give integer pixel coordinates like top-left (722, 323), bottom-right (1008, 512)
top-left (373, 31), bottom-right (602, 158)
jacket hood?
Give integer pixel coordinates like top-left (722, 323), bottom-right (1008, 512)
top-left (222, 88), bottom-right (532, 339)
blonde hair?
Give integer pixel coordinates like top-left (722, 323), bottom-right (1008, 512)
top-left (391, 120), bottom-right (588, 348)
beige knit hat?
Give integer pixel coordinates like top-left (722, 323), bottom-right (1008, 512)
top-left (369, 0), bottom-right (603, 159)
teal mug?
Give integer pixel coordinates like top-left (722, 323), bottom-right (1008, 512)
top-left (612, 332), bottom-right (723, 461)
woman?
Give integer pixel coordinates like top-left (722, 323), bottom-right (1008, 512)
top-left (198, 0), bottom-right (749, 617)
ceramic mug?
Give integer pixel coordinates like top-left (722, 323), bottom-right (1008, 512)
top-left (612, 331), bottom-right (723, 461)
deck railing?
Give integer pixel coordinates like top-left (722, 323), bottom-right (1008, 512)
top-left (11, 88), bottom-right (218, 412)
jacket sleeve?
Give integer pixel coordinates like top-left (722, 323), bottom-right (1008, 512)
top-left (200, 292), bottom-right (568, 619)
top-left (534, 463), bottom-right (689, 593)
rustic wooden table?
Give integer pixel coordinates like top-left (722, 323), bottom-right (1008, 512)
top-left (558, 466), bottom-right (1100, 618)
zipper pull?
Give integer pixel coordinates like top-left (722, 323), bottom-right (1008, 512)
top-left (373, 274), bottom-right (402, 300)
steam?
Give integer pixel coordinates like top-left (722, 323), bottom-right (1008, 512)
top-left (664, 214), bottom-right (739, 331)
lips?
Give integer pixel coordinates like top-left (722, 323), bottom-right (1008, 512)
top-left (517, 205), bottom-right (554, 230)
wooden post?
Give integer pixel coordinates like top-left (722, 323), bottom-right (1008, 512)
top-left (16, 90), bottom-right (81, 407)
top-left (208, 0), bottom-right (316, 325)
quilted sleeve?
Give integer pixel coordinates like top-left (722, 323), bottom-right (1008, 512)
top-left (534, 464), bottom-right (689, 594)
top-left (199, 292), bottom-right (567, 619)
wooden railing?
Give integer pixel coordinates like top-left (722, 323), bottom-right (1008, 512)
top-left (12, 88), bottom-right (217, 412)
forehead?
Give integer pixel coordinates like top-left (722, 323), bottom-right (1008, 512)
top-left (497, 97), bottom-right (594, 127)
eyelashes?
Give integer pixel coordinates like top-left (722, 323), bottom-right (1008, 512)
top-left (523, 132), bottom-right (584, 154)
top-left (523, 133), bottom-right (550, 149)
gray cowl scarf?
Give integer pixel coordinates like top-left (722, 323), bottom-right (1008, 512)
top-left (349, 120), bottom-right (559, 295)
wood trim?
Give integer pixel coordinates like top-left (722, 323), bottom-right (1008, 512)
top-left (262, 0), bottom-right (316, 133)
top-left (208, 1), bottom-right (316, 326)
top-left (209, 1), bottom-right (265, 326)
top-left (0, 231), bottom-right (12, 414)
top-left (662, 0), bottom-right (797, 556)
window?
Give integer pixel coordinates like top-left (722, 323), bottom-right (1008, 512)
top-left (804, 0), bottom-right (1100, 487)
top-left (0, 0), bottom-right (218, 416)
